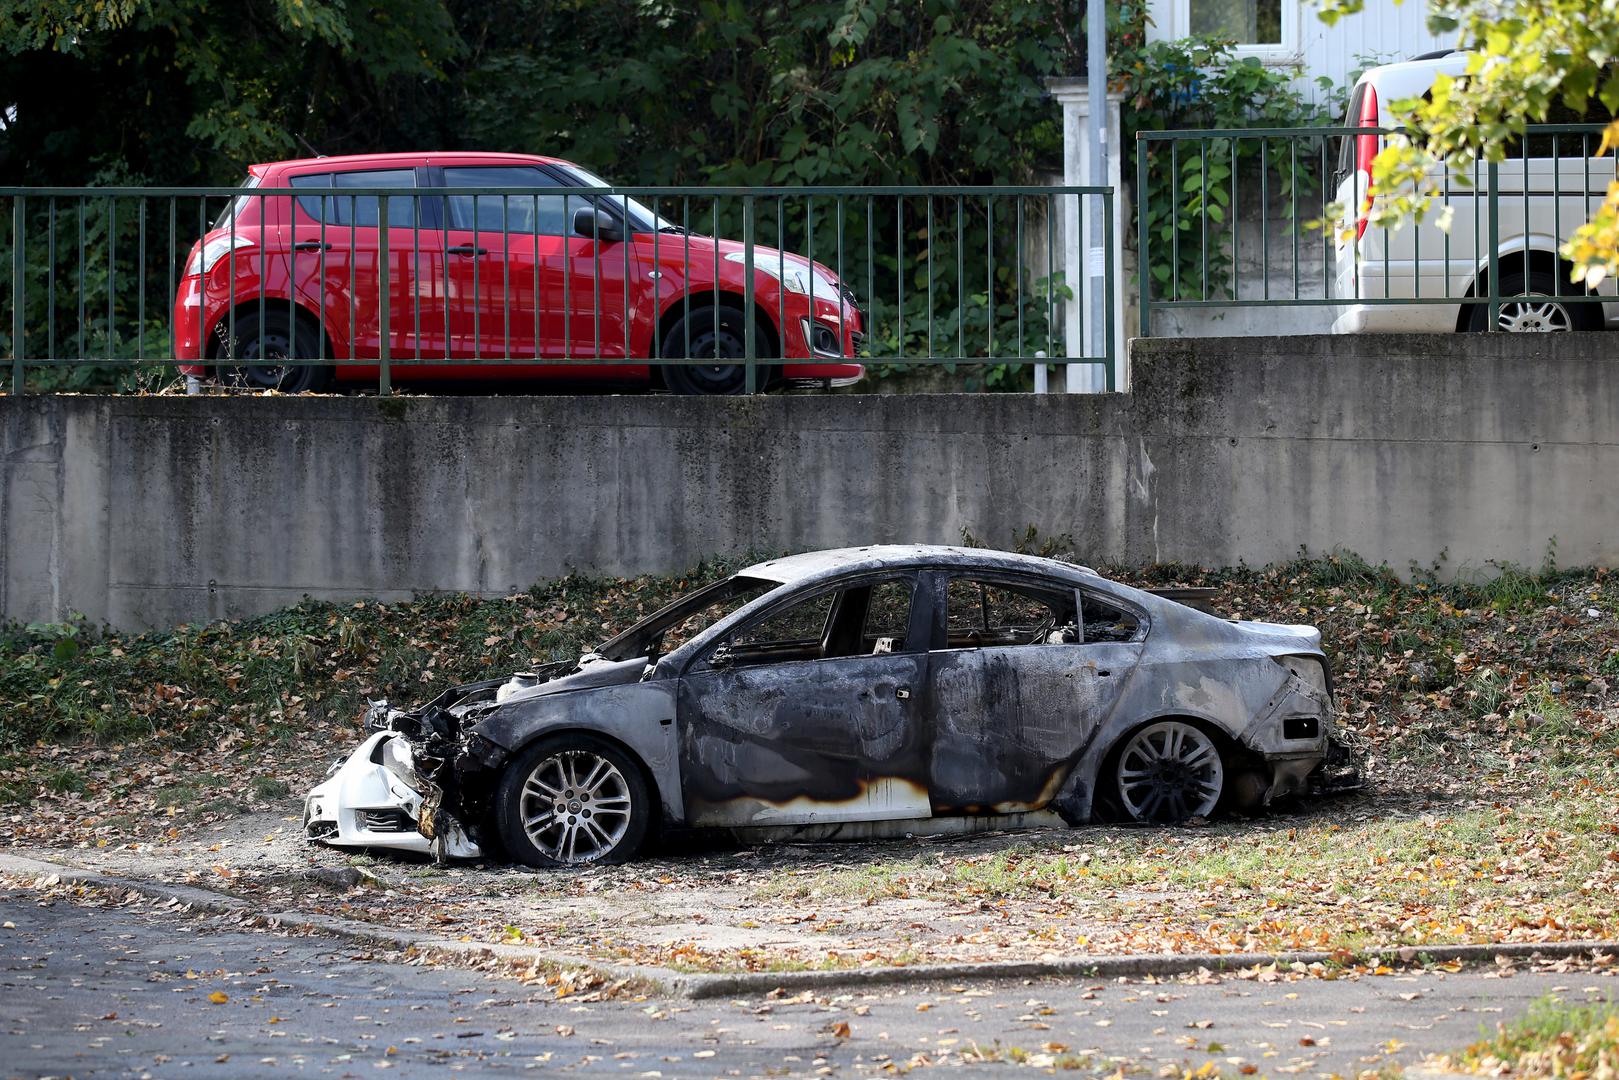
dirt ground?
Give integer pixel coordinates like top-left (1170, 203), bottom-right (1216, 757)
top-left (8, 801), bottom-right (1179, 970)
top-left (11, 765), bottom-right (1612, 978)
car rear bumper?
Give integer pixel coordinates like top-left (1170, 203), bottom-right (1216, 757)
top-left (1330, 303), bottom-right (1459, 334)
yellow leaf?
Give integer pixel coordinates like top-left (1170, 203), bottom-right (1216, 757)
top-left (1598, 119), bottom-right (1619, 158)
top-left (207, 991), bottom-right (229, 1004)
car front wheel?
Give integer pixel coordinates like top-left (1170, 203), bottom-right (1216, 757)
top-left (1111, 719), bottom-right (1226, 823)
top-left (658, 304), bottom-right (773, 395)
top-left (214, 310), bottom-right (332, 393)
top-left (494, 734), bottom-right (651, 867)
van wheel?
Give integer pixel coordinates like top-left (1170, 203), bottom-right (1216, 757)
top-left (215, 311), bottom-right (332, 393)
top-left (1468, 269), bottom-right (1601, 333)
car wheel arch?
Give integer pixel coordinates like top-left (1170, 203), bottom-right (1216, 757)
top-left (205, 298), bottom-right (340, 361)
top-left (1456, 247), bottom-right (1601, 333)
top-left (497, 724), bottom-right (677, 828)
top-left (655, 291), bottom-right (780, 358)
top-left (1079, 711), bottom-right (1250, 823)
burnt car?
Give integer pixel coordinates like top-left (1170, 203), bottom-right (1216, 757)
top-left (304, 546), bottom-right (1356, 866)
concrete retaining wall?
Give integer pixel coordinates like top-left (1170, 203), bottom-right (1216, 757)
top-left (4, 332), bottom-right (1616, 631)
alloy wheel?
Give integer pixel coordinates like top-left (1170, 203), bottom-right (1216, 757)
top-left (1497, 294), bottom-right (1573, 333)
top-left (1115, 720), bottom-right (1224, 823)
top-left (517, 749), bottom-right (635, 864)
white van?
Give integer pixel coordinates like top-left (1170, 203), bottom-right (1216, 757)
top-left (1331, 52), bottom-right (1618, 333)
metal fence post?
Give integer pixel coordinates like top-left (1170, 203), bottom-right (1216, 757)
top-left (11, 196), bottom-right (23, 393)
top-left (1135, 137), bottom-right (1150, 339)
top-left (1104, 190), bottom-right (1117, 391)
top-left (743, 195), bottom-right (756, 394)
top-left (378, 195), bottom-right (391, 395)
top-left (1486, 160), bottom-right (1501, 332)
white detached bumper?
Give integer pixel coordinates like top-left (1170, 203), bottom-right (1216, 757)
top-left (304, 731), bottom-right (481, 859)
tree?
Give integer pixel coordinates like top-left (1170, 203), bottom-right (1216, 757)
top-left (1317, 0), bottom-right (1619, 285)
top-left (0, 0), bottom-right (460, 185)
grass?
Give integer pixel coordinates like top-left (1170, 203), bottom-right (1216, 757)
top-left (752, 755), bottom-right (1619, 955)
top-left (154, 772), bottom-right (229, 809)
top-left (0, 557), bottom-right (757, 752)
top-left (4, 549), bottom-right (1618, 967)
top-left (1432, 994), bottom-right (1619, 1077)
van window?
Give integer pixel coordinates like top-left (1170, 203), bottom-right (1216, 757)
top-left (1505, 93), bottom-right (1614, 159)
top-left (1336, 83), bottom-right (1367, 183)
top-left (290, 170), bottom-right (419, 228)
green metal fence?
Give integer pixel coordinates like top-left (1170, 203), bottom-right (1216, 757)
top-left (1136, 124), bottom-right (1617, 336)
top-left (0, 184), bottom-right (1116, 395)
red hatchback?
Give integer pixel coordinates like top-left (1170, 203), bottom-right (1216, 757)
top-left (174, 152), bottom-right (865, 394)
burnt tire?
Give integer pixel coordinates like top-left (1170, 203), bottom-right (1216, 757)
top-left (1466, 269), bottom-right (1602, 333)
top-left (659, 304), bottom-right (773, 395)
top-left (214, 310), bottom-right (332, 393)
top-left (1104, 719), bottom-right (1228, 824)
top-left (494, 734), bottom-right (651, 868)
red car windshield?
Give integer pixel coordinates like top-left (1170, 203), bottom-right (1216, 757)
top-left (554, 164), bottom-right (675, 233)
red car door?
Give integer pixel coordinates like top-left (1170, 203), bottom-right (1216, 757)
top-left (284, 167), bottom-right (424, 372)
top-left (434, 165), bottom-right (651, 381)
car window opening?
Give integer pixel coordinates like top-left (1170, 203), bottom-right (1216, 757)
top-left (945, 577), bottom-right (1079, 648)
top-left (714, 577), bottom-right (919, 669)
top-left (1081, 594), bottom-right (1140, 644)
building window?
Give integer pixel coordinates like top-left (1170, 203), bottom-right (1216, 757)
top-left (1189, 0), bottom-right (1283, 44)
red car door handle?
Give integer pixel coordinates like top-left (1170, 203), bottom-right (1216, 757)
top-left (447, 244), bottom-right (488, 257)
top-left (292, 241), bottom-right (332, 252)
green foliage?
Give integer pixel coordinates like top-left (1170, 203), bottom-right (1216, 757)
top-left (0, 0), bottom-right (460, 186)
top-left (1438, 994), bottom-right (1619, 1078)
top-left (454, 0), bottom-right (1071, 188)
top-left (1119, 35), bottom-right (1338, 301)
top-left (1, 1), bottom-right (1091, 388)
top-left (1, 1), bottom-right (1076, 188)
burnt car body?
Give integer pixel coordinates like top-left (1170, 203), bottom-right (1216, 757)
top-left (304, 546), bottom-right (1356, 866)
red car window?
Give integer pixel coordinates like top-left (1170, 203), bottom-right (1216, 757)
top-left (289, 169), bottom-right (418, 228)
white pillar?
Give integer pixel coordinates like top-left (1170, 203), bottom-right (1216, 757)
top-left (1046, 78), bottom-right (1126, 392)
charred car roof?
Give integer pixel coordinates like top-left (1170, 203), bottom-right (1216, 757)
top-left (741, 545), bottom-right (1100, 586)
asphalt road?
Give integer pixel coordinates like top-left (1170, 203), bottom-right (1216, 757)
top-left (1, 888), bottom-right (1613, 1079)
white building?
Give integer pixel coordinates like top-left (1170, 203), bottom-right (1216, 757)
top-left (1144, 0), bottom-right (1457, 107)
top-left (1047, 0), bottom-right (1460, 381)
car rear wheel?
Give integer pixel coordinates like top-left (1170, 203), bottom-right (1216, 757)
top-left (494, 734), bottom-right (650, 867)
top-left (216, 310), bottom-right (332, 393)
top-left (1467, 269), bottom-right (1601, 333)
top-left (1112, 720), bottom-right (1226, 823)
top-left (659, 304), bottom-right (772, 395)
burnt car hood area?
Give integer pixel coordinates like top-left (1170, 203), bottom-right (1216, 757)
top-left (304, 546), bottom-right (1361, 867)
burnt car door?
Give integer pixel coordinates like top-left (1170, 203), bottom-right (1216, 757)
top-left (922, 571), bottom-right (1145, 814)
top-left (675, 574), bottom-right (934, 827)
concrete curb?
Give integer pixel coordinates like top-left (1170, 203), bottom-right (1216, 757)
top-left (4, 853), bottom-right (1615, 1001)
